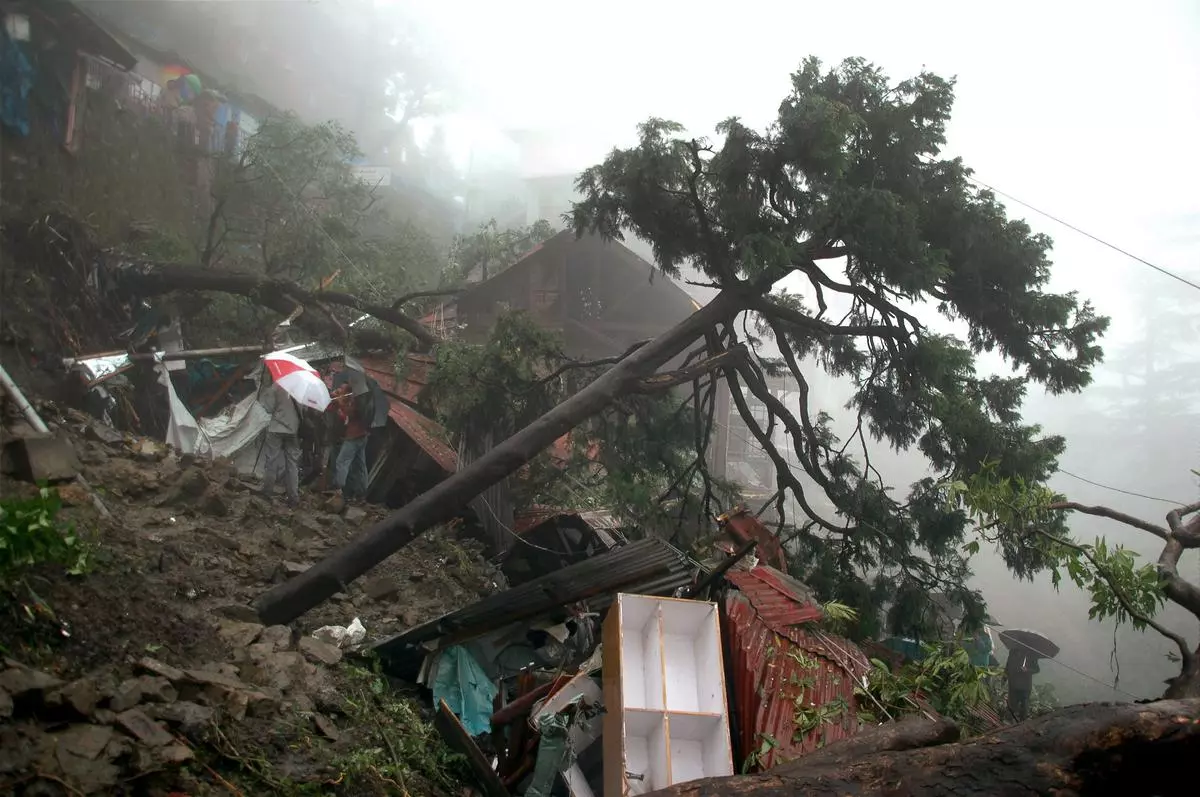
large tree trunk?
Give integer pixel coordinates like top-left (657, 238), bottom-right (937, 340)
top-left (112, 262), bottom-right (438, 348)
top-left (643, 699), bottom-right (1200, 797)
top-left (253, 290), bottom-right (744, 625)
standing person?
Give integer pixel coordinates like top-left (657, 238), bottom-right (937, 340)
top-left (259, 376), bottom-right (301, 507)
top-left (1005, 649), bottom-right (1039, 720)
top-left (333, 383), bottom-right (369, 500)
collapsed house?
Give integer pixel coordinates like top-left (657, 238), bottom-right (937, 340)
top-left (363, 504), bottom-right (888, 796)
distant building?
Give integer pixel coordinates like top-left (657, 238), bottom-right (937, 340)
top-left (448, 229), bottom-right (700, 360)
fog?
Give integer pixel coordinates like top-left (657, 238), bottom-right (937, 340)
top-left (88, 0), bottom-right (1200, 703)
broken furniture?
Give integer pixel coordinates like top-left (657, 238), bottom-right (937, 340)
top-left (602, 593), bottom-right (734, 794)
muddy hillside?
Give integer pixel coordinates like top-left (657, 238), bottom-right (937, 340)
top-left (1, 398), bottom-right (499, 795)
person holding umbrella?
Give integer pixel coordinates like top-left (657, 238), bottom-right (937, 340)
top-left (999, 628), bottom-right (1059, 721)
top-left (259, 373), bottom-right (302, 507)
top-left (259, 351), bottom-right (333, 507)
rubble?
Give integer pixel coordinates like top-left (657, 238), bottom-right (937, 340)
top-left (0, 403), bottom-right (498, 794)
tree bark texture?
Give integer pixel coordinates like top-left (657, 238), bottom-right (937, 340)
top-left (642, 699), bottom-right (1200, 797)
top-left (253, 290), bottom-right (746, 625)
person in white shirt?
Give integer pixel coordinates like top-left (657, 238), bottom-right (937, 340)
top-left (259, 379), bottom-right (301, 507)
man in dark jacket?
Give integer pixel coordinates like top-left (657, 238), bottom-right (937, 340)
top-left (332, 383), bottom-right (369, 500)
top-left (1005, 649), bottom-right (1040, 720)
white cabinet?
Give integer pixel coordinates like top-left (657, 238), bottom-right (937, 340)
top-left (602, 594), bottom-right (733, 795)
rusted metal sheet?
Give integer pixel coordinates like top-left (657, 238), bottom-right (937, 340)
top-left (722, 565), bottom-right (872, 770)
top-left (724, 566), bottom-right (822, 628)
top-left (718, 508), bottom-right (788, 572)
top-left (512, 506), bottom-right (623, 536)
top-left (387, 401), bottom-right (456, 473)
top-left (357, 353), bottom-right (433, 406)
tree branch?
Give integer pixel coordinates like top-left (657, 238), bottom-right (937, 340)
top-left (389, 287), bottom-right (465, 309)
top-left (1048, 502), bottom-right (1169, 540)
top-left (1031, 526), bottom-right (1192, 666)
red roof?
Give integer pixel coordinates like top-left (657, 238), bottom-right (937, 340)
top-left (723, 565), bottom-right (871, 769)
top-left (720, 509), bottom-right (788, 572)
top-left (330, 358), bottom-right (456, 474)
top-left (388, 401), bottom-right (457, 473)
top-left (357, 354), bottom-right (434, 406)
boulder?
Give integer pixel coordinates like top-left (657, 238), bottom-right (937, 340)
top-left (6, 434), bottom-right (80, 483)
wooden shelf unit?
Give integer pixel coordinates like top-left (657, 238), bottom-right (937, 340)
top-left (602, 594), bottom-right (734, 795)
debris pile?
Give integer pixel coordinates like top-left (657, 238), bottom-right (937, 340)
top-left (0, 400), bottom-right (501, 794)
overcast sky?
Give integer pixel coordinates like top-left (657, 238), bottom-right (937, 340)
top-left (389, 0), bottom-right (1200, 698)
top-left (404, 0), bottom-right (1199, 330)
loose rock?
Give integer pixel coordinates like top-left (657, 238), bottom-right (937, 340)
top-left (54, 724), bottom-right (115, 761)
top-left (137, 657), bottom-right (186, 683)
top-left (364, 575), bottom-right (400, 601)
top-left (114, 708), bottom-right (174, 747)
top-left (299, 636), bottom-right (343, 666)
top-left (218, 619), bottom-right (265, 649)
top-left (0, 660), bottom-right (64, 699)
top-left (151, 700), bottom-right (214, 735)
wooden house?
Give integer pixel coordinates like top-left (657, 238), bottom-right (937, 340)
top-left (450, 230), bottom-right (701, 359)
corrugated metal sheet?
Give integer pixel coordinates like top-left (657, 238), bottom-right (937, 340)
top-left (723, 565), bottom-right (872, 769)
top-left (512, 506), bottom-right (624, 536)
top-left (725, 567), bottom-right (822, 628)
top-left (375, 537), bottom-right (696, 655)
top-left (358, 353), bottom-right (433, 406)
top-left (720, 510), bottom-right (788, 572)
top-left (331, 357), bottom-right (456, 473)
top-left (387, 401), bottom-right (456, 474)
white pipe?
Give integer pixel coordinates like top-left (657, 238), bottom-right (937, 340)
top-left (0, 364), bottom-right (50, 434)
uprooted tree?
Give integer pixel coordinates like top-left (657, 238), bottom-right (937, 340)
top-left (245, 55), bottom-right (1110, 636)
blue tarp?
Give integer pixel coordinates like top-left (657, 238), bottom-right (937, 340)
top-left (0, 31), bottom-right (34, 136)
top-left (430, 646), bottom-right (497, 737)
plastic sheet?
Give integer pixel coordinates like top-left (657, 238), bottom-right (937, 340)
top-left (429, 645), bottom-right (498, 738)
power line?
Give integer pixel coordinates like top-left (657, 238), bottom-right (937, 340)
top-left (999, 630), bottom-right (1140, 699)
top-left (1056, 468), bottom-right (1186, 507)
top-left (957, 169), bottom-right (1200, 293)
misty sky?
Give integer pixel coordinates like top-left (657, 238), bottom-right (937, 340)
top-left (382, 0), bottom-right (1200, 699)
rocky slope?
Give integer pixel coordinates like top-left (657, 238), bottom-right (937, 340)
top-left (1, 402), bottom-right (499, 795)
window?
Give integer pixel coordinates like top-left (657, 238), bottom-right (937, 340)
top-left (532, 290), bottom-right (559, 309)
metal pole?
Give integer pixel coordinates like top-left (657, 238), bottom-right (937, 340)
top-left (0, 364), bottom-right (51, 434)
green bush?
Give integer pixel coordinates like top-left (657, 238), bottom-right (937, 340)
top-left (0, 487), bottom-right (88, 582)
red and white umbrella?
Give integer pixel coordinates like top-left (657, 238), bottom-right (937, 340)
top-left (263, 351), bottom-right (331, 411)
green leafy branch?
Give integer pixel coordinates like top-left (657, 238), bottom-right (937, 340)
top-left (944, 463), bottom-right (1189, 664)
top-left (0, 487), bottom-right (89, 583)
top-left (854, 643), bottom-right (998, 734)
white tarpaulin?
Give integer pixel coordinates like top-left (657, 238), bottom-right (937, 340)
top-left (157, 363), bottom-right (271, 477)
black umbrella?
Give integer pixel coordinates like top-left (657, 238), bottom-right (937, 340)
top-left (999, 628), bottom-right (1059, 659)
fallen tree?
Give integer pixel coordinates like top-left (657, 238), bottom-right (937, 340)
top-left (101, 58), bottom-right (1103, 639)
top-left (641, 699), bottom-right (1200, 797)
top-left (111, 261), bottom-right (440, 349)
top-left (253, 290), bottom-right (747, 623)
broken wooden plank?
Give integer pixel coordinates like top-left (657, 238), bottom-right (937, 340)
top-left (433, 698), bottom-right (510, 797)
